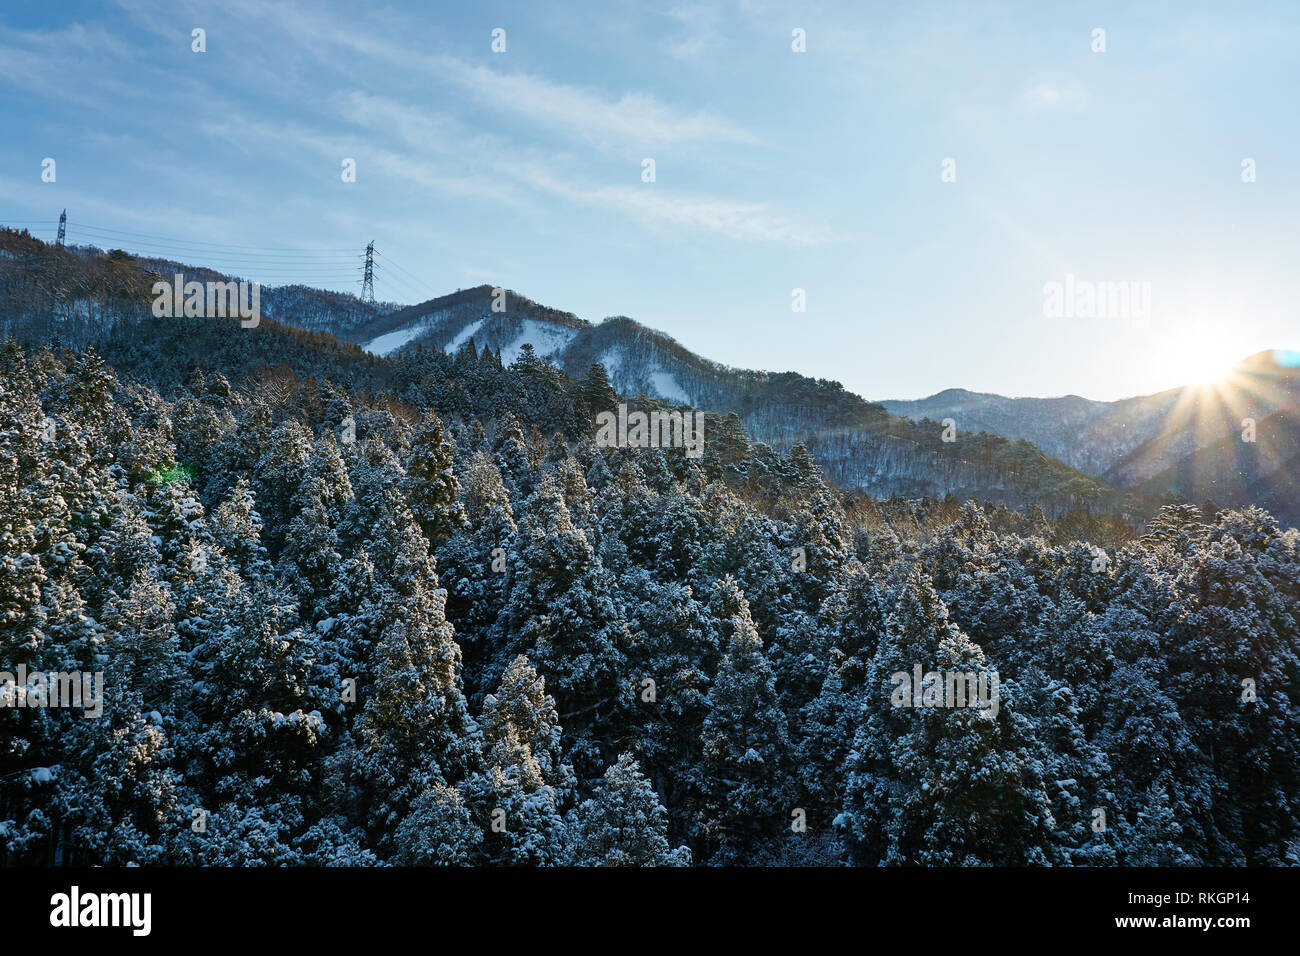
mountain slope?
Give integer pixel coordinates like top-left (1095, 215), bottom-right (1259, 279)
top-left (0, 231), bottom-right (1144, 516)
top-left (880, 388), bottom-right (1181, 476)
top-left (312, 285), bottom-right (1132, 512)
top-left (882, 350), bottom-right (1300, 524)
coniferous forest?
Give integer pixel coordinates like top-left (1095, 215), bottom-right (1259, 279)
top-left (2, 315), bottom-right (1297, 867)
top-left (3, 4), bottom-right (1300, 895)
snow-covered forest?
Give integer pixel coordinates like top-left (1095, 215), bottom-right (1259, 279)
top-left (2, 318), bottom-right (1298, 866)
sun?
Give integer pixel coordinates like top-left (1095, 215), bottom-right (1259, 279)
top-left (1146, 326), bottom-right (1253, 392)
top-left (1173, 341), bottom-right (1238, 386)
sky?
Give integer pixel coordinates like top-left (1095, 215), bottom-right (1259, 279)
top-left (1, 0), bottom-right (1297, 401)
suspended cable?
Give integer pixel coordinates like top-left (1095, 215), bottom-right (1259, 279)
top-left (64, 220), bottom-right (357, 253)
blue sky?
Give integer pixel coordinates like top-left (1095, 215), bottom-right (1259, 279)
top-left (2, 0), bottom-right (1297, 400)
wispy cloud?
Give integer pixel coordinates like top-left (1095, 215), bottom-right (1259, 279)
top-left (118, 0), bottom-right (759, 153)
top-left (7, 0), bottom-right (839, 247)
top-left (430, 55), bottom-right (758, 152)
top-left (511, 162), bottom-right (844, 244)
top-left (331, 91), bottom-right (839, 244)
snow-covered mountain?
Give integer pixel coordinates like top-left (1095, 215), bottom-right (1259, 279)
top-left (347, 287), bottom-right (1298, 522)
top-left (301, 285), bottom-right (1122, 511)
top-left (10, 232), bottom-right (1288, 520)
top-left (881, 351), bottom-right (1300, 523)
top-left (342, 286), bottom-right (892, 443)
top-left (879, 389), bottom-right (1181, 476)
top-left (344, 287), bottom-right (866, 426)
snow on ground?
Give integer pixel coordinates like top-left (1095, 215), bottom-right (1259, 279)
top-left (649, 366), bottom-right (691, 404)
top-left (362, 322), bottom-right (432, 356)
top-left (443, 318), bottom-right (486, 354)
top-left (598, 347), bottom-right (691, 403)
top-left (598, 345), bottom-right (627, 379)
top-left (499, 319), bottom-right (577, 364)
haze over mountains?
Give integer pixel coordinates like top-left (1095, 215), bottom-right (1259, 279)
top-left (3, 229), bottom-right (1295, 526)
top-left (880, 351), bottom-right (1300, 525)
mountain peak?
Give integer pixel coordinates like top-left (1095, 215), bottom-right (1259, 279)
top-left (1232, 348), bottom-right (1300, 372)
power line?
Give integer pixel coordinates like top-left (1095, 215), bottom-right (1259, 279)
top-left (55, 233), bottom-right (366, 282)
top-left (1, 216), bottom-right (431, 304)
top-left (87, 253), bottom-right (358, 267)
top-left (368, 264), bottom-right (430, 303)
top-left (70, 248), bottom-right (365, 272)
top-left (61, 220), bottom-right (356, 253)
top-left (67, 229), bottom-right (361, 260)
top-left (374, 249), bottom-right (439, 299)
top-left (106, 254), bottom-right (362, 270)
top-left (132, 264), bottom-right (364, 277)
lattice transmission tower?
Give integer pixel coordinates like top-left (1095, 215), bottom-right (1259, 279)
top-left (361, 240), bottom-right (375, 303)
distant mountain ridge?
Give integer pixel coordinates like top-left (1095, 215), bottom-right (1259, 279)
top-left (880, 387), bottom-right (1181, 476)
top-left (317, 283), bottom-right (891, 443)
top-left (883, 351), bottom-right (1300, 525)
top-left (260, 282), bottom-right (1138, 514)
top-left (7, 227), bottom-right (1292, 524)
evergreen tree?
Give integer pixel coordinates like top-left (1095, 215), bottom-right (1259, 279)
top-left (404, 412), bottom-right (467, 545)
top-left (697, 577), bottom-right (790, 863)
top-left (567, 753), bottom-right (690, 866)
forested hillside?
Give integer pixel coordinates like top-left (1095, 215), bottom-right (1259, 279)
top-left (0, 233), bottom-right (1130, 514)
top-left (2, 303), bottom-right (1298, 865)
top-left (883, 352), bottom-right (1300, 527)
